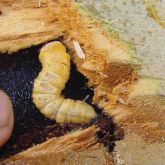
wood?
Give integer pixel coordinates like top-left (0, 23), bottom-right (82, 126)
top-left (1, 127), bottom-right (114, 165)
top-left (0, 0), bottom-right (66, 53)
top-left (0, 0), bottom-right (165, 164)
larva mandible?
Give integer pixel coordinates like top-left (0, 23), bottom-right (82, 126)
top-left (32, 41), bottom-right (97, 123)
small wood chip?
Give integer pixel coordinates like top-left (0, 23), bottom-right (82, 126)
top-left (38, 0), bottom-right (41, 7)
top-left (73, 40), bottom-right (86, 59)
top-left (117, 97), bottom-right (127, 105)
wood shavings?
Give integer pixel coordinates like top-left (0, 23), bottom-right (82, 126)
top-left (38, 0), bottom-right (41, 7)
top-left (73, 40), bottom-right (86, 59)
top-left (41, 22), bottom-right (45, 26)
top-left (117, 97), bottom-right (127, 105)
top-left (107, 94), bottom-right (118, 105)
top-left (99, 72), bottom-right (108, 78)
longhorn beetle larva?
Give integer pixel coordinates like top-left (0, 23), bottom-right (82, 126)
top-left (32, 41), bottom-right (97, 124)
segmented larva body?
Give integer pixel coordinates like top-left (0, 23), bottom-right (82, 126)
top-left (33, 41), bottom-right (97, 123)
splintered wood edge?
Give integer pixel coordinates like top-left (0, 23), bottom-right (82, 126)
top-left (0, 0), bottom-right (67, 53)
top-left (1, 126), bottom-right (114, 165)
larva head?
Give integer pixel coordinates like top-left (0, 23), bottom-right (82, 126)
top-left (39, 41), bottom-right (66, 62)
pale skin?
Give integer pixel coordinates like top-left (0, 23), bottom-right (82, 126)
top-left (0, 91), bottom-right (14, 148)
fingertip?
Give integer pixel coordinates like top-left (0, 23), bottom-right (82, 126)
top-left (0, 90), bottom-right (14, 148)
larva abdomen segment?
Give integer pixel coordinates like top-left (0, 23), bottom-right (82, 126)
top-left (33, 41), bottom-right (97, 124)
top-left (41, 98), bottom-right (97, 123)
top-left (36, 69), bottom-right (66, 90)
top-left (33, 79), bottom-right (61, 94)
top-left (33, 94), bottom-right (60, 109)
top-left (56, 99), bottom-right (97, 123)
top-left (40, 97), bottom-right (64, 120)
top-left (44, 64), bottom-right (70, 82)
top-left (41, 51), bottom-right (70, 67)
